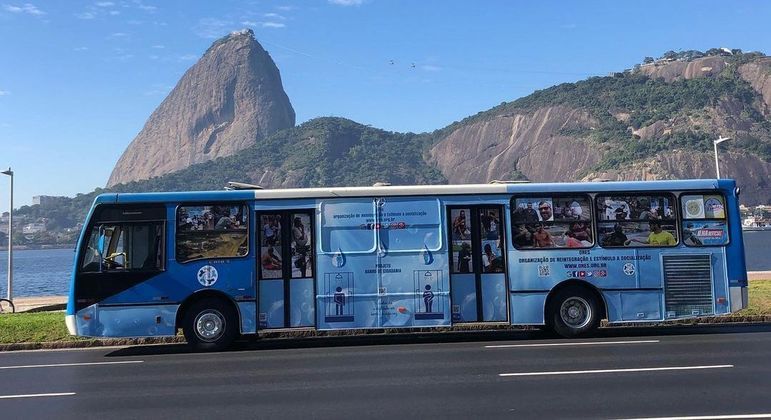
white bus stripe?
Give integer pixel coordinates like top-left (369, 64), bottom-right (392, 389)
top-left (0, 360), bottom-right (143, 370)
top-left (0, 392), bottom-right (76, 400)
top-left (617, 414), bottom-right (771, 420)
top-left (485, 340), bottom-right (660, 348)
top-left (499, 364), bottom-right (733, 377)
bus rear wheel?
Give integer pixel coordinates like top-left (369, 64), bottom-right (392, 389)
top-left (183, 298), bottom-right (238, 352)
top-left (549, 286), bottom-right (600, 338)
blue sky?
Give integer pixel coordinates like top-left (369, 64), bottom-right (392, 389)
top-left (1, 0), bottom-right (770, 207)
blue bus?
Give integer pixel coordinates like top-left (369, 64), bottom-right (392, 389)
top-left (66, 179), bottom-right (748, 351)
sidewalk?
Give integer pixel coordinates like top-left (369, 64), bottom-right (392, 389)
top-left (749, 271), bottom-right (771, 280)
top-left (10, 296), bottom-right (67, 313)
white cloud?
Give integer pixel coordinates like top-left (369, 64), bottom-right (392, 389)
top-left (420, 64), bottom-right (441, 72)
top-left (276, 6), bottom-right (295, 11)
top-left (75, 11), bottom-right (96, 19)
top-left (261, 21), bottom-right (285, 28)
top-left (109, 32), bottom-right (129, 38)
top-left (328, 0), bottom-right (363, 6)
top-left (3, 3), bottom-right (45, 15)
top-left (151, 44), bottom-right (165, 49)
top-left (263, 12), bottom-right (285, 19)
top-left (0, 90), bottom-right (10, 96)
top-left (109, 10), bottom-right (119, 15)
top-left (178, 54), bottom-right (198, 61)
top-left (73, 46), bottom-right (89, 51)
top-left (195, 18), bottom-right (233, 39)
top-left (241, 20), bottom-right (258, 27)
top-left (94, 1), bottom-right (114, 6)
top-left (135, 2), bottom-right (156, 12)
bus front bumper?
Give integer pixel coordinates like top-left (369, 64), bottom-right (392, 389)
top-left (65, 314), bottom-right (77, 335)
top-left (730, 286), bottom-right (749, 312)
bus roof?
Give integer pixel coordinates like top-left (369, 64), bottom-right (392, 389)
top-left (94, 179), bottom-right (733, 204)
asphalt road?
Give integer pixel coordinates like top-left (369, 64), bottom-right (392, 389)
top-left (2, 325), bottom-right (771, 419)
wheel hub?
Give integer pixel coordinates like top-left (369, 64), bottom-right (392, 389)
top-left (560, 296), bottom-right (591, 329)
top-left (195, 310), bottom-right (225, 342)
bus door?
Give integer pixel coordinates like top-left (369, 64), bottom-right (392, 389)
top-left (257, 211), bottom-right (315, 328)
top-left (448, 206), bottom-right (508, 323)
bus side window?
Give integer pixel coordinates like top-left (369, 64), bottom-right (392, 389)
top-left (176, 203), bottom-right (249, 263)
top-left (596, 193), bottom-right (678, 247)
top-left (81, 226), bottom-right (103, 272)
top-left (681, 194), bottom-right (729, 246)
top-left (510, 195), bottom-right (593, 249)
top-left (80, 223), bottom-right (164, 272)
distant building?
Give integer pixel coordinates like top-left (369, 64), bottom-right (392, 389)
top-left (22, 222), bottom-right (46, 234)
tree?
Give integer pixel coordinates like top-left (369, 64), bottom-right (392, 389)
top-left (643, 56), bottom-right (654, 64)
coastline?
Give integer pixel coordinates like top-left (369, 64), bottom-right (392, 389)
top-left (0, 245), bottom-right (74, 252)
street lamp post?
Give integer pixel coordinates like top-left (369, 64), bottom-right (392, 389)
top-left (713, 137), bottom-right (731, 179)
top-left (1, 168), bottom-right (12, 301)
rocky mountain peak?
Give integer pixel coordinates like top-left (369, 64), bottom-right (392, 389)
top-left (107, 29), bottom-right (295, 187)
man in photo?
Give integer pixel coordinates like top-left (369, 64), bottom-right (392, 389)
top-left (626, 220), bottom-right (676, 246)
top-left (452, 210), bottom-right (469, 240)
top-left (513, 224), bottom-right (532, 248)
top-left (602, 224), bottom-right (628, 247)
top-left (538, 201), bottom-right (553, 221)
top-left (523, 202), bottom-right (539, 223)
top-left (533, 224), bottom-right (554, 248)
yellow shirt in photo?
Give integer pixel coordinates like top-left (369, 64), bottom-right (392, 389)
top-left (648, 231), bottom-right (676, 246)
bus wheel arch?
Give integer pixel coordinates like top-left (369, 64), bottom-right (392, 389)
top-left (178, 290), bottom-right (240, 352)
top-left (545, 280), bottom-right (607, 338)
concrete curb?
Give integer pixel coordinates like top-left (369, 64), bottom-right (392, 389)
top-left (0, 336), bottom-right (185, 352)
top-left (2, 316), bottom-right (770, 352)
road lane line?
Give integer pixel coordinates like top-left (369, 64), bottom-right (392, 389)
top-left (0, 392), bottom-right (76, 400)
top-left (617, 414), bottom-right (771, 420)
top-left (499, 364), bottom-right (733, 377)
top-left (486, 340), bottom-right (659, 348)
top-left (0, 360), bottom-right (143, 370)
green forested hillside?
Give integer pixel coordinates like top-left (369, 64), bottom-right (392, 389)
top-left (432, 52), bottom-right (771, 174)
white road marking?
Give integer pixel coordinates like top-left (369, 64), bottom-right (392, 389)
top-left (617, 414), bottom-right (771, 420)
top-left (0, 360), bottom-right (143, 370)
top-left (0, 392), bottom-right (76, 400)
top-left (499, 364), bottom-right (733, 377)
top-left (485, 340), bottom-right (660, 348)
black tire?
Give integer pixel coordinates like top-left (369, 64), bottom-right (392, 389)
top-left (549, 286), bottom-right (600, 338)
top-left (0, 298), bottom-right (14, 314)
top-left (182, 298), bottom-right (238, 352)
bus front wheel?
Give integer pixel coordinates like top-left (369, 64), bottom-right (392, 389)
top-left (549, 286), bottom-right (600, 338)
top-left (183, 298), bottom-right (238, 352)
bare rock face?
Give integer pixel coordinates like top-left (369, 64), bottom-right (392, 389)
top-left (738, 57), bottom-right (771, 117)
top-left (585, 150), bottom-right (771, 205)
top-left (639, 56), bottom-right (727, 82)
top-left (107, 29), bottom-right (295, 187)
top-left (428, 106), bottom-right (601, 183)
